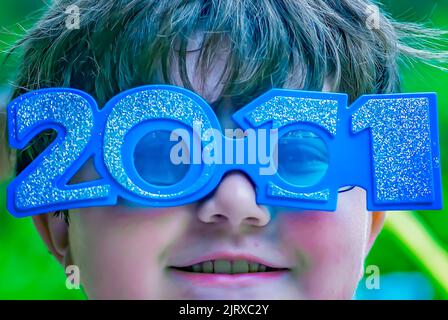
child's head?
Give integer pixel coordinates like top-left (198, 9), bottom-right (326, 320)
top-left (9, 0), bottom-right (446, 299)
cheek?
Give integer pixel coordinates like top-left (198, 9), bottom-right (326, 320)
top-left (68, 207), bottom-right (190, 299)
top-left (278, 188), bottom-right (370, 298)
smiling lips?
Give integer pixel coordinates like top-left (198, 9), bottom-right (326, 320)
top-left (169, 254), bottom-right (290, 275)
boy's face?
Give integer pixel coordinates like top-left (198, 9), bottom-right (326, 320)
top-left (33, 37), bottom-right (385, 299)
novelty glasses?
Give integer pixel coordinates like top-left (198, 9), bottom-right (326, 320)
top-left (6, 85), bottom-right (443, 217)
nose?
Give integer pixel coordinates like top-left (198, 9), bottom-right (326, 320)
top-left (196, 172), bottom-right (271, 230)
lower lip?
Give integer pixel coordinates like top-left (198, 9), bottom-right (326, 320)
top-left (168, 268), bottom-right (289, 287)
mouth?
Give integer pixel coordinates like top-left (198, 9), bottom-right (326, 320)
top-left (167, 253), bottom-right (292, 287)
top-left (169, 258), bottom-right (289, 274)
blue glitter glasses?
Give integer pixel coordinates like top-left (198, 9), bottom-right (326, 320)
top-left (6, 85), bottom-right (443, 217)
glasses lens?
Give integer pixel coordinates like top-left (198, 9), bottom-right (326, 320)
top-left (276, 130), bottom-right (329, 187)
top-left (133, 130), bottom-right (190, 186)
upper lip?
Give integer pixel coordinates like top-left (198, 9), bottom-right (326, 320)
top-left (168, 251), bottom-right (292, 269)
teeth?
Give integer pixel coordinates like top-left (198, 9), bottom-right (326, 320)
top-left (214, 260), bottom-right (232, 273)
top-left (192, 263), bottom-right (202, 272)
top-left (186, 260), bottom-right (270, 273)
top-left (232, 260), bottom-right (249, 274)
top-left (249, 262), bottom-right (260, 272)
top-left (202, 261), bottom-right (213, 273)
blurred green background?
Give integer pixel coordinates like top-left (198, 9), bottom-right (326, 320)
top-left (0, 0), bottom-right (447, 300)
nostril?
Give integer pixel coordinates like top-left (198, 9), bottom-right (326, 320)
top-left (244, 217), bottom-right (260, 225)
top-left (210, 213), bottom-right (227, 223)
top-left (195, 171), bottom-right (272, 227)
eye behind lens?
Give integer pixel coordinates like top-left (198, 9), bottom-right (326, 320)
top-left (276, 129), bottom-right (329, 187)
top-left (133, 130), bottom-right (190, 186)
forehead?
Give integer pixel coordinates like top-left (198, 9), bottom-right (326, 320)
top-left (171, 51), bottom-right (238, 129)
top-left (168, 32), bottom-right (230, 105)
top-left (158, 31), bottom-right (224, 104)
top-left (165, 33), bottom-right (245, 130)
top-left (165, 31), bottom-right (334, 109)
top-left (170, 55), bottom-right (226, 106)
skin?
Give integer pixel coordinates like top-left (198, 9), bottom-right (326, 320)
top-left (33, 34), bottom-right (385, 300)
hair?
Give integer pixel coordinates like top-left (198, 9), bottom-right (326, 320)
top-left (2, 0), bottom-right (448, 220)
